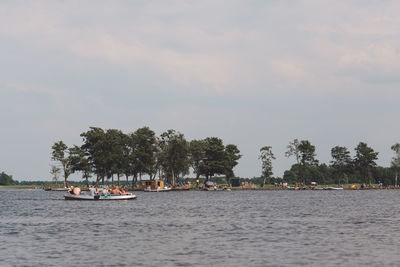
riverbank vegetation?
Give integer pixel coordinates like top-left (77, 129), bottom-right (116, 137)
top-left (51, 127), bottom-right (241, 187)
top-left (48, 126), bottom-right (400, 188)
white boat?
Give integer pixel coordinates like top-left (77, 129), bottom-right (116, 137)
top-left (64, 193), bottom-right (136, 200)
top-left (144, 187), bottom-right (172, 192)
top-left (324, 187), bottom-right (343, 190)
top-left (44, 187), bottom-right (69, 191)
top-left (51, 187), bottom-right (69, 191)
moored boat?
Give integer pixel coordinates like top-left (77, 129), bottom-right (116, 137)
top-left (142, 179), bottom-right (171, 192)
top-left (144, 187), bottom-right (171, 192)
top-left (324, 187), bottom-right (343, 190)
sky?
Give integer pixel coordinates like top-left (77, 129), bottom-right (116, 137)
top-left (1, 0), bottom-right (399, 181)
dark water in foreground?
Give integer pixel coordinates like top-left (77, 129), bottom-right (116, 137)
top-left (1, 189), bottom-right (400, 266)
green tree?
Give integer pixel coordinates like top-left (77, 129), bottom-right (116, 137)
top-left (391, 143), bottom-right (400, 186)
top-left (330, 146), bottom-right (352, 185)
top-left (224, 144), bottom-right (241, 186)
top-left (133, 127), bottom-right (157, 184)
top-left (201, 137), bottom-right (226, 180)
top-left (68, 145), bottom-right (91, 187)
top-left (354, 142), bottom-right (379, 185)
top-left (158, 129), bottom-right (190, 186)
top-left (50, 165), bottom-right (61, 185)
top-left (189, 139), bottom-right (206, 180)
top-left (80, 127), bottom-right (108, 185)
top-left (298, 140), bottom-right (318, 166)
top-left (51, 141), bottom-right (70, 185)
top-left (105, 129), bottom-right (126, 185)
top-left (259, 146), bottom-right (275, 187)
top-left (0, 171), bottom-right (14, 185)
top-left (285, 139), bottom-right (301, 164)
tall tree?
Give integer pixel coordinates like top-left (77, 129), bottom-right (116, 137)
top-left (201, 137), bottom-right (226, 180)
top-left (68, 145), bottom-right (91, 187)
top-left (105, 129), bottom-right (126, 185)
top-left (158, 129), bottom-right (190, 186)
top-left (133, 127), bottom-right (157, 183)
top-left (330, 146), bottom-right (352, 185)
top-left (224, 144), bottom-right (241, 186)
top-left (259, 146), bottom-right (275, 187)
top-left (51, 141), bottom-right (70, 185)
top-left (354, 142), bottom-right (379, 185)
top-left (189, 139), bottom-right (206, 180)
top-left (80, 127), bottom-right (108, 185)
top-left (0, 171), bottom-right (14, 185)
top-left (50, 165), bottom-right (61, 185)
top-left (391, 143), bottom-right (400, 186)
top-left (285, 139), bottom-right (301, 164)
top-left (298, 140), bottom-right (318, 166)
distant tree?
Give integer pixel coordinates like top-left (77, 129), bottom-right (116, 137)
top-left (354, 142), bottom-right (379, 185)
top-left (50, 165), bottom-right (61, 185)
top-left (285, 139), bottom-right (318, 184)
top-left (68, 145), bottom-right (91, 187)
top-left (0, 171), bottom-right (14, 185)
top-left (133, 127), bottom-right (157, 183)
top-left (298, 140), bottom-right (318, 166)
top-left (80, 127), bottom-right (108, 185)
top-left (105, 129), bottom-right (126, 185)
top-left (391, 143), bottom-right (400, 186)
top-left (259, 146), bottom-right (275, 187)
top-left (201, 137), bottom-right (226, 180)
top-left (158, 129), bottom-right (190, 186)
top-left (330, 146), bottom-right (352, 185)
top-left (51, 141), bottom-right (70, 185)
top-left (224, 144), bottom-right (241, 186)
top-left (189, 139), bottom-right (206, 180)
top-left (285, 139), bottom-right (301, 164)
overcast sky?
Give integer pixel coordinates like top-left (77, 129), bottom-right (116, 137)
top-left (1, 0), bottom-right (399, 181)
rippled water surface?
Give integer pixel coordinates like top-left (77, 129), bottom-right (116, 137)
top-left (1, 189), bottom-right (400, 266)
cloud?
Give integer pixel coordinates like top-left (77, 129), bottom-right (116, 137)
top-left (1, 1), bottom-right (400, 179)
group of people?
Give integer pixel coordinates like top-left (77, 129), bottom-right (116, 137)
top-left (68, 185), bottom-right (130, 196)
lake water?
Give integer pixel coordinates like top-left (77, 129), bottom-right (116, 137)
top-left (1, 189), bottom-right (400, 266)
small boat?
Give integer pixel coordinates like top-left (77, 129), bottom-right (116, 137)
top-left (324, 187), bottom-right (343, 190)
top-left (144, 187), bottom-right (171, 192)
top-left (64, 193), bottom-right (136, 200)
top-left (142, 179), bottom-right (171, 192)
top-left (44, 187), bottom-right (69, 191)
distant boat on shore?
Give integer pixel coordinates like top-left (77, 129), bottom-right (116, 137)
top-left (44, 187), bottom-right (69, 191)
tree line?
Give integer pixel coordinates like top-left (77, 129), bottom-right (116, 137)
top-left (259, 139), bottom-right (400, 186)
top-left (51, 127), bottom-right (241, 187)
top-left (51, 128), bottom-right (400, 187)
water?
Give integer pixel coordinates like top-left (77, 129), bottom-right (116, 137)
top-left (1, 189), bottom-right (400, 266)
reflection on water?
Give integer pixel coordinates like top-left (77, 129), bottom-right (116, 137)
top-left (1, 189), bottom-right (400, 266)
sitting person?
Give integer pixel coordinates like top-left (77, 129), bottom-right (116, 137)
top-left (73, 186), bottom-right (81, 195)
top-left (120, 187), bottom-right (129, 195)
top-left (111, 186), bottom-right (121, 195)
top-left (68, 186), bottom-right (74, 195)
top-left (102, 187), bottom-right (109, 195)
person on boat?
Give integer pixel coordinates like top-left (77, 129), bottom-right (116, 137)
top-left (111, 186), bottom-right (120, 195)
top-left (120, 187), bottom-right (129, 195)
top-left (68, 186), bottom-right (75, 195)
top-left (73, 186), bottom-right (81, 195)
top-left (102, 186), bottom-right (109, 195)
top-left (88, 186), bottom-right (96, 196)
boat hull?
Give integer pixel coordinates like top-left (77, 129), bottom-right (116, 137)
top-left (143, 188), bottom-right (171, 192)
top-left (64, 194), bottom-right (136, 200)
